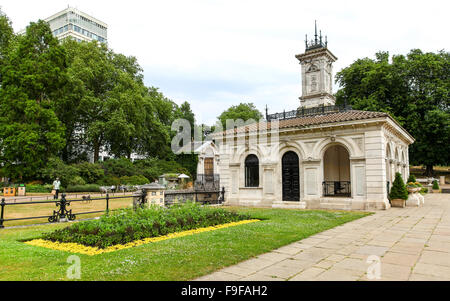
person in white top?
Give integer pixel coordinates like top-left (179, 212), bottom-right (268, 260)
top-left (52, 178), bottom-right (61, 199)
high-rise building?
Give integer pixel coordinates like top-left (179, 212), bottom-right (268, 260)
top-left (19, 7), bottom-right (107, 44)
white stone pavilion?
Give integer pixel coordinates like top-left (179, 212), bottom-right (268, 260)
top-left (207, 25), bottom-right (415, 210)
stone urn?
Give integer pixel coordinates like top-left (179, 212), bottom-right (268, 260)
top-left (391, 199), bottom-right (406, 208)
top-left (407, 187), bottom-right (421, 193)
top-left (406, 187), bottom-right (424, 207)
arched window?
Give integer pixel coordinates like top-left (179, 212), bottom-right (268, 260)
top-left (245, 155), bottom-right (259, 187)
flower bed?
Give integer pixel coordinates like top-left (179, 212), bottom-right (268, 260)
top-left (25, 220), bottom-right (259, 256)
top-left (34, 203), bottom-right (253, 250)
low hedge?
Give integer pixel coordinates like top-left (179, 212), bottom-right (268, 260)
top-left (41, 202), bottom-right (251, 249)
top-left (64, 184), bottom-right (101, 193)
top-left (25, 184), bottom-right (53, 193)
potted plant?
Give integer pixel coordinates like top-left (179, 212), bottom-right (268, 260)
top-left (432, 180), bottom-right (440, 193)
top-left (407, 174), bottom-right (417, 183)
top-left (389, 172), bottom-right (409, 208)
top-left (407, 182), bottom-right (420, 193)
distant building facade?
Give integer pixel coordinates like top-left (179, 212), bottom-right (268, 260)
top-left (19, 7), bottom-right (107, 44)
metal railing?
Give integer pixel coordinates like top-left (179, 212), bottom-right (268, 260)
top-left (164, 187), bottom-right (225, 206)
top-left (1, 187), bottom-right (226, 228)
top-left (194, 174), bottom-right (220, 191)
top-left (0, 193), bottom-right (131, 228)
top-left (266, 104), bottom-right (352, 122)
top-left (323, 181), bottom-right (351, 197)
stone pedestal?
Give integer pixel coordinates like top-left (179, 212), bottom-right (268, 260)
top-left (406, 193), bottom-right (420, 207)
top-left (406, 187), bottom-right (424, 207)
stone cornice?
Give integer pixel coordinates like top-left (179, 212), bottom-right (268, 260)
top-left (218, 116), bottom-right (414, 147)
top-left (220, 118), bottom-right (384, 142)
top-left (300, 92), bottom-right (336, 101)
top-left (382, 120), bottom-right (415, 145)
top-left (295, 48), bottom-right (338, 63)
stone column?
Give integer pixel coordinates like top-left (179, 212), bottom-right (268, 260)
top-left (365, 130), bottom-right (390, 210)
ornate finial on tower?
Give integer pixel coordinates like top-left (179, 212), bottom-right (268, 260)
top-left (306, 21), bottom-right (327, 51)
top-left (314, 20), bottom-right (318, 44)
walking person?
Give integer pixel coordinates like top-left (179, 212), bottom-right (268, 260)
top-left (52, 177), bottom-right (61, 200)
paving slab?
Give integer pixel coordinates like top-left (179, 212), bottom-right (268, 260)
top-left (381, 252), bottom-right (419, 267)
top-left (193, 193), bottom-right (450, 281)
top-left (287, 267), bottom-right (326, 281)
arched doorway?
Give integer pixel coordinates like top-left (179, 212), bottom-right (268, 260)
top-left (323, 145), bottom-right (351, 197)
top-left (282, 151), bottom-right (300, 202)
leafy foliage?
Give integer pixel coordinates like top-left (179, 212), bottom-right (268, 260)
top-left (0, 21), bottom-right (67, 180)
top-left (65, 184), bottom-right (101, 193)
top-left (39, 157), bottom-right (80, 188)
top-left (75, 162), bottom-right (105, 184)
top-left (389, 172), bottom-right (409, 200)
top-left (218, 102), bottom-right (263, 129)
top-left (336, 49), bottom-right (450, 175)
top-left (134, 158), bottom-right (191, 181)
top-left (432, 180), bottom-right (440, 190)
top-left (0, 11), bottom-right (199, 181)
top-left (41, 202), bottom-right (251, 248)
top-left (407, 174), bottom-right (416, 183)
top-left (119, 175), bottom-right (149, 185)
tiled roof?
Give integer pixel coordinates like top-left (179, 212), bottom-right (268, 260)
top-left (219, 110), bottom-right (389, 135)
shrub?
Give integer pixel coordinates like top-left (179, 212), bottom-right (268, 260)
top-left (120, 175), bottom-right (149, 185)
top-left (65, 184), bottom-right (101, 193)
top-left (135, 158), bottom-right (190, 182)
top-left (97, 175), bottom-right (121, 186)
top-left (41, 202), bottom-right (251, 248)
top-left (420, 187), bottom-right (428, 194)
top-left (389, 172), bottom-right (408, 200)
top-left (101, 158), bottom-right (137, 177)
top-left (39, 157), bottom-right (80, 187)
top-left (75, 162), bottom-right (104, 184)
top-left (432, 180), bottom-right (440, 190)
top-left (25, 184), bottom-right (53, 193)
top-left (407, 175), bottom-right (416, 183)
top-left (67, 176), bottom-right (86, 186)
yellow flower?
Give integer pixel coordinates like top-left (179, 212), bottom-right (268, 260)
top-left (24, 219), bottom-right (260, 256)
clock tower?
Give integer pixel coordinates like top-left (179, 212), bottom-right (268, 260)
top-left (296, 22), bottom-right (338, 108)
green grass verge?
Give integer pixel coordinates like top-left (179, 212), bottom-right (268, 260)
top-left (0, 207), bottom-right (371, 281)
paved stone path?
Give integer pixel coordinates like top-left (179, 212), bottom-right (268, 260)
top-left (196, 193), bottom-right (450, 281)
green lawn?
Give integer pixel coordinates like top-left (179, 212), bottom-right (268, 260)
top-left (0, 207), bottom-right (371, 281)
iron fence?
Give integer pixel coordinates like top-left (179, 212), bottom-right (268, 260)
top-left (1, 187), bottom-right (226, 228)
top-left (266, 104), bottom-right (352, 122)
top-left (164, 187), bottom-right (225, 206)
top-left (322, 181), bottom-right (351, 197)
top-left (194, 174), bottom-right (220, 191)
top-left (0, 193), bottom-right (131, 228)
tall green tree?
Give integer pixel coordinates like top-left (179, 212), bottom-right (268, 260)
top-left (0, 12), bottom-right (14, 84)
top-left (336, 49), bottom-right (449, 176)
top-left (218, 102), bottom-right (263, 129)
top-left (0, 20), bottom-right (67, 180)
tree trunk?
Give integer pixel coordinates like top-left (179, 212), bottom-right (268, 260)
top-left (425, 165), bottom-right (434, 177)
top-left (93, 141), bottom-right (100, 163)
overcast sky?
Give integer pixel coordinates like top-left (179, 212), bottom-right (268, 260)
top-left (1, 0), bottom-right (449, 124)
